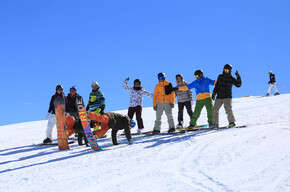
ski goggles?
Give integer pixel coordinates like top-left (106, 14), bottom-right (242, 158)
top-left (57, 89), bottom-right (63, 91)
top-left (158, 76), bottom-right (165, 80)
top-left (70, 88), bottom-right (76, 91)
top-left (224, 69), bottom-right (230, 73)
top-left (194, 75), bottom-right (199, 78)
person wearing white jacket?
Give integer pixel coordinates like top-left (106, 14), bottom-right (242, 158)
top-left (123, 77), bottom-right (153, 133)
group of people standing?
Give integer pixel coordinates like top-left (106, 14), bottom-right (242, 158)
top-left (44, 64), bottom-right (281, 146)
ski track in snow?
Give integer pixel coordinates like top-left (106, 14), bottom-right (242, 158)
top-left (1, 94), bottom-right (290, 192)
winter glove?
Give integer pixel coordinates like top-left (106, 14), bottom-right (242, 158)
top-left (153, 106), bottom-right (157, 111)
top-left (235, 70), bottom-right (240, 78)
top-left (100, 105), bottom-right (105, 115)
top-left (128, 139), bottom-right (134, 145)
top-left (172, 87), bottom-right (179, 91)
top-left (212, 93), bottom-right (216, 101)
top-left (125, 77), bottom-right (129, 82)
top-left (170, 103), bottom-right (174, 108)
top-left (46, 112), bottom-right (50, 120)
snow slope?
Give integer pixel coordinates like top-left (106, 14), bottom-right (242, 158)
top-left (1, 94), bottom-right (290, 192)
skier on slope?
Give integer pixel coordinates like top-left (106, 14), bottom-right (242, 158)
top-left (211, 64), bottom-right (242, 128)
top-left (123, 77), bottom-right (153, 133)
top-left (43, 85), bottom-right (67, 144)
top-left (152, 72), bottom-right (176, 134)
top-left (174, 74), bottom-right (193, 128)
top-left (176, 70), bottom-right (216, 129)
top-left (86, 81), bottom-right (105, 132)
top-left (266, 71), bottom-right (280, 96)
top-left (87, 111), bottom-right (135, 145)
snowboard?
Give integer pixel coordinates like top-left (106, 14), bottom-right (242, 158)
top-left (54, 96), bottom-right (69, 150)
top-left (118, 130), bottom-right (153, 136)
top-left (34, 141), bottom-right (75, 146)
top-left (75, 95), bottom-right (102, 151)
top-left (176, 124), bottom-right (209, 131)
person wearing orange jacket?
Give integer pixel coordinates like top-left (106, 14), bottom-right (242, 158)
top-left (152, 72), bottom-right (176, 134)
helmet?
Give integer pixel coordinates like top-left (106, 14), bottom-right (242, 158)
top-left (70, 86), bottom-right (77, 91)
top-left (158, 72), bottom-right (165, 80)
top-left (130, 120), bottom-right (136, 128)
top-left (91, 81), bottom-right (99, 88)
top-left (224, 64), bottom-right (232, 71)
top-left (56, 85), bottom-right (63, 90)
top-left (175, 74), bottom-right (183, 79)
top-left (134, 79), bottom-right (141, 85)
top-left (194, 70), bottom-right (203, 77)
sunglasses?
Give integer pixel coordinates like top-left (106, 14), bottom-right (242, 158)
top-left (158, 76), bottom-right (164, 80)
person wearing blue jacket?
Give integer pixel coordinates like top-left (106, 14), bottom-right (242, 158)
top-left (178, 70), bottom-right (216, 128)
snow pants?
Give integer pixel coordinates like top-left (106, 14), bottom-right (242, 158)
top-left (153, 102), bottom-right (175, 131)
top-left (212, 98), bottom-right (235, 125)
top-left (190, 98), bottom-right (213, 126)
top-left (127, 105), bottom-right (144, 129)
top-left (46, 114), bottom-right (56, 140)
top-left (178, 101), bottom-right (193, 124)
top-left (267, 83), bottom-right (279, 94)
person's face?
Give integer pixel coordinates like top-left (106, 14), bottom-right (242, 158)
top-left (57, 89), bottom-right (63, 94)
top-left (134, 83), bottom-right (141, 87)
top-left (92, 85), bottom-right (98, 90)
top-left (176, 77), bottom-right (182, 82)
top-left (70, 89), bottom-right (76, 95)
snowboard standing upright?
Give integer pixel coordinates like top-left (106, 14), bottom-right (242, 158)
top-left (54, 96), bottom-right (69, 150)
top-left (75, 95), bottom-right (102, 151)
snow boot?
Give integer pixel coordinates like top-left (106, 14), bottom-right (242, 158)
top-left (152, 130), bottom-right (160, 134)
top-left (228, 122), bottom-right (236, 128)
top-left (43, 138), bottom-right (52, 144)
top-left (168, 128), bottom-right (175, 133)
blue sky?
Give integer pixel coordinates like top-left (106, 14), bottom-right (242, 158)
top-left (0, 0), bottom-right (289, 126)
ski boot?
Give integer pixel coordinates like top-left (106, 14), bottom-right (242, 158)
top-left (228, 122), bottom-right (236, 128)
top-left (43, 138), bottom-right (52, 144)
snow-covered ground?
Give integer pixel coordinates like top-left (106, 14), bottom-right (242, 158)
top-left (1, 94), bottom-right (290, 192)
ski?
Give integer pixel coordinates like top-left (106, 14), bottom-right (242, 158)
top-left (144, 131), bottom-right (186, 137)
top-left (54, 96), bottom-right (69, 150)
top-left (75, 95), bottom-right (102, 151)
top-left (34, 141), bottom-right (75, 146)
top-left (177, 125), bottom-right (247, 132)
top-left (118, 130), bottom-right (153, 136)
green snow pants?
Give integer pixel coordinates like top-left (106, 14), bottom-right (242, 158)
top-left (190, 97), bottom-right (213, 126)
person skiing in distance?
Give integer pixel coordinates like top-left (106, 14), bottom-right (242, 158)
top-left (177, 70), bottom-right (216, 128)
top-left (43, 85), bottom-right (67, 144)
top-left (152, 72), bottom-right (176, 134)
top-left (211, 64), bottom-right (242, 128)
top-left (86, 81), bottom-right (105, 132)
top-left (123, 77), bottom-right (153, 133)
top-left (174, 74), bottom-right (193, 128)
top-left (266, 71), bottom-right (280, 96)
top-left (87, 111), bottom-right (135, 145)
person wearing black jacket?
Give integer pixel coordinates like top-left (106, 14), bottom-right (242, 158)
top-left (66, 86), bottom-right (88, 145)
top-left (266, 71), bottom-right (280, 96)
top-left (43, 85), bottom-right (67, 143)
top-left (211, 64), bottom-right (242, 128)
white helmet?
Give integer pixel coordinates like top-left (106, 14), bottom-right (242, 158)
top-left (91, 81), bottom-right (99, 88)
